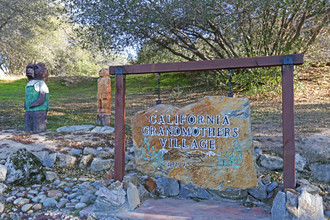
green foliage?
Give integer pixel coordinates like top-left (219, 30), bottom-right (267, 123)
top-left (65, 0), bottom-right (328, 91)
top-left (233, 68), bottom-right (283, 97)
top-left (0, 1), bottom-right (123, 77)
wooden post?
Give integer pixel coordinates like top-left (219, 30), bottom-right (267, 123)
top-left (114, 67), bottom-right (126, 181)
top-left (282, 56), bottom-right (296, 189)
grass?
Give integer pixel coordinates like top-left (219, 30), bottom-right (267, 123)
top-left (0, 66), bottom-right (329, 135)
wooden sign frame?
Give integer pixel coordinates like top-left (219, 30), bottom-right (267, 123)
top-left (109, 54), bottom-right (304, 189)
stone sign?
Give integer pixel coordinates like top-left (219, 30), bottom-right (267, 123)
top-left (132, 96), bottom-right (258, 190)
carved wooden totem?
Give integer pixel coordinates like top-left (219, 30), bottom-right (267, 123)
top-left (97, 68), bottom-right (111, 126)
top-left (24, 63), bottom-right (49, 132)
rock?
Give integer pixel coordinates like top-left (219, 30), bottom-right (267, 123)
top-left (65, 202), bottom-right (76, 209)
top-left (42, 153), bottom-right (56, 168)
top-left (245, 195), bottom-right (262, 206)
top-left (71, 149), bottom-right (82, 155)
top-left (208, 188), bottom-right (248, 201)
top-left (32, 203), bottom-right (42, 211)
top-left (89, 158), bottom-right (113, 172)
top-left (254, 149), bottom-right (263, 159)
top-left (325, 211), bottom-right (330, 218)
top-left (57, 199), bottom-right (69, 208)
top-left (32, 194), bottom-right (46, 203)
top-left (56, 153), bottom-right (77, 167)
top-left (90, 126), bottom-right (115, 134)
top-left (80, 205), bottom-right (93, 218)
top-left (156, 177), bottom-right (179, 197)
top-left (0, 165), bottom-right (7, 182)
top-left (132, 97), bottom-right (258, 190)
top-left (0, 203), bottom-right (4, 213)
top-left (126, 160), bottom-right (137, 171)
top-left (93, 181), bottom-right (127, 214)
top-left (56, 125), bottom-right (95, 133)
top-left (261, 176), bottom-right (271, 185)
top-left (75, 202), bottom-right (87, 209)
top-left (137, 185), bottom-right (150, 202)
top-left (259, 154), bottom-right (283, 170)
top-left (5, 148), bottom-right (45, 185)
top-left (296, 183), bottom-right (321, 194)
top-left (309, 163), bottom-right (330, 183)
top-left (32, 151), bottom-right (49, 163)
top-left (47, 190), bottom-right (62, 198)
top-left (80, 193), bottom-right (95, 204)
top-left (0, 183), bottom-right (7, 194)
top-left (79, 155), bottom-right (93, 168)
top-left (67, 192), bottom-right (79, 200)
top-left (127, 182), bottom-right (140, 211)
top-left (298, 190), bottom-right (324, 220)
top-left (179, 183), bottom-right (211, 200)
top-left (286, 191), bottom-right (299, 218)
top-left (143, 176), bottom-right (157, 192)
top-left (13, 198), bottom-right (30, 205)
top-left (21, 203), bottom-right (33, 212)
top-left (45, 171), bottom-right (58, 181)
top-left (83, 147), bottom-right (98, 156)
top-left (271, 191), bottom-right (290, 220)
top-left (295, 153), bottom-right (306, 172)
top-left (43, 198), bottom-right (57, 207)
top-left (247, 179), bottom-right (267, 201)
top-left (266, 181), bottom-right (278, 193)
top-left (123, 173), bottom-right (141, 188)
top-left (6, 196), bottom-right (16, 203)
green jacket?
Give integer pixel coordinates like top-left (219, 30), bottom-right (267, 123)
top-left (25, 80), bottom-right (49, 112)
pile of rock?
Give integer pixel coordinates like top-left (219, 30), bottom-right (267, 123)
top-left (272, 180), bottom-right (325, 220)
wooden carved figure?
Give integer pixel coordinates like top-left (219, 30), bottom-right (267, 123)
top-left (24, 63), bottom-right (49, 132)
top-left (97, 68), bottom-right (111, 126)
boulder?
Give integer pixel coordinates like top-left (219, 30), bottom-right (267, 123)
top-left (179, 183), bottom-right (211, 200)
top-left (90, 126), bottom-right (115, 134)
top-left (156, 177), bottom-right (179, 197)
top-left (298, 190), bottom-right (324, 220)
top-left (271, 191), bottom-right (290, 220)
top-left (208, 188), bottom-right (248, 201)
top-left (137, 185), bottom-right (150, 202)
top-left (45, 171), bottom-right (58, 181)
top-left (127, 182), bottom-right (140, 211)
top-left (0, 165), bottom-right (7, 182)
top-left (143, 176), bottom-right (157, 192)
top-left (89, 158), bottom-right (113, 172)
top-left (70, 149), bottom-right (82, 155)
top-left (56, 153), bottom-right (76, 167)
top-left (309, 163), bottom-right (330, 183)
top-left (266, 181), bottom-right (278, 193)
top-left (247, 178), bottom-right (267, 201)
top-left (56, 125), bottom-right (95, 133)
top-left (0, 202), bottom-right (4, 213)
top-left (83, 147), bottom-right (98, 156)
top-left (0, 183), bottom-right (7, 194)
top-left (93, 181), bottom-right (127, 214)
top-left (259, 154), bottom-right (283, 170)
top-left (79, 155), bottom-right (93, 168)
top-left (123, 173), bottom-right (141, 188)
top-left (5, 148), bottom-right (45, 185)
top-left (295, 153), bottom-right (306, 172)
top-left (42, 153), bottom-right (56, 168)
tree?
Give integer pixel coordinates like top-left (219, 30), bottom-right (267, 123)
top-left (66, 0), bottom-right (329, 63)
top-left (0, 0), bottom-right (56, 75)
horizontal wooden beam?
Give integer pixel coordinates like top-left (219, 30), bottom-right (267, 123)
top-left (110, 54), bottom-right (303, 75)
